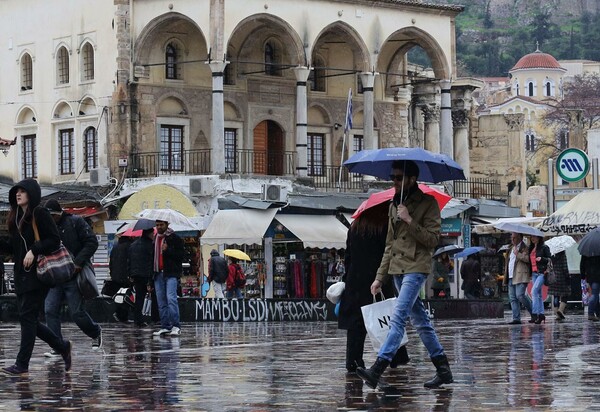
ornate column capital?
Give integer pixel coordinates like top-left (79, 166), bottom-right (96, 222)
top-left (421, 104), bottom-right (440, 123)
top-left (504, 114), bottom-right (525, 130)
top-left (452, 109), bottom-right (468, 128)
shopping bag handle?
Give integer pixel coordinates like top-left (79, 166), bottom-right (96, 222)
top-left (372, 292), bottom-right (385, 303)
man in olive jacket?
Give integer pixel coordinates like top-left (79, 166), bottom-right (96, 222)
top-left (503, 232), bottom-right (532, 324)
top-left (356, 160), bottom-right (453, 390)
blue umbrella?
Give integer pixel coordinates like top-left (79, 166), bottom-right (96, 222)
top-left (343, 147), bottom-right (466, 183)
top-left (455, 246), bottom-right (485, 258)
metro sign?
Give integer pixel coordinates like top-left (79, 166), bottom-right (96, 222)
top-left (556, 148), bottom-right (589, 182)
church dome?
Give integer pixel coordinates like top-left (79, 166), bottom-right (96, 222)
top-left (510, 49), bottom-right (564, 72)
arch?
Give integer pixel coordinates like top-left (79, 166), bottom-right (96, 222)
top-left (52, 100), bottom-right (74, 119)
top-left (377, 26), bottom-right (450, 82)
top-left (157, 95), bottom-right (188, 116)
top-left (55, 45), bottom-right (70, 84)
top-left (80, 41), bottom-right (95, 81)
top-left (307, 104), bottom-right (331, 125)
top-left (20, 52), bottom-right (33, 90)
top-left (83, 125), bottom-right (98, 171)
top-left (78, 96), bottom-right (98, 116)
top-left (164, 37), bottom-right (185, 80)
top-left (15, 106), bottom-right (37, 125)
top-left (53, 42), bottom-right (72, 56)
top-left (310, 21), bottom-right (370, 71)
top-left (224, 101), bottom-right (242, 121)
top-left (227, 13), bottom-right (305, 71)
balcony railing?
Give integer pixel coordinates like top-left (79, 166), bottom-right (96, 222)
top-left (311, 165), bottom-right (364, 192)
top-left (452, 178), bottom-right (506, 201)
top-left (125, 149), bottom-right (211, 178)
top-left (226, 150), bottom-right (295, 176)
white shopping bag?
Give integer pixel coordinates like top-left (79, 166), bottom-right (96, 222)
top-left (142, 293), bottom-right (152, 316)
top-left (361, 296), bottom-right (408, 352)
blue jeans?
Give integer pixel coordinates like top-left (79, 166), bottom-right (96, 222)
top-left (531, 272), bottom-right (545, 315)
top-left (378, 273), bottom-right (445, 361)
top-left (154, 272), bottom-right (180, 330)
top-left (226, 288), bottom-right (243, 299)
top-left (507, 279), bottom-right (532, 321)
top-left (589, 282), bottom-right (600, 317)
top-left (45, 277), bottom-right (101, 340)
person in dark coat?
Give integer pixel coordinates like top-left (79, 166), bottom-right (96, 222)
top-left (128, 228), bottom-right (155, 327)
top-left (431, 254), bottom-right (452, 298)
top-left (109, 235), bottom-right (134, 322)
top-left (338, 202), bottom-right (408, 373)
top-left (43, 199), bottom-right (102, 355)
top-left (548, 251), bottom-right (571, 321)
top-left (460, 255), bottom-right (481, 299)
top-left (580, 255), bottom-right (600, 321)
top-left (0, 179), bottom-right (72, 374)
top-left (528, 235), bottom-right (551, 324)
top-left (208, 249), bottom-right (228, 299)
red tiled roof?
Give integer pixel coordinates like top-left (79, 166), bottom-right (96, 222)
top-left (510, 51), bottom-right (565, 71)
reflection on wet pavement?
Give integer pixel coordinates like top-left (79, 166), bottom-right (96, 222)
top-left (1, 313), bottom-right (600, 410)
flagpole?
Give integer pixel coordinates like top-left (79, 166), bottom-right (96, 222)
top-left (338, 88), bottom-right (352, 192)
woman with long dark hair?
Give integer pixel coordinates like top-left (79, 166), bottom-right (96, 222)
top-left (528, 235), bottom-right (551, 324)
top-left (1, 179), bottom-right (72, 374)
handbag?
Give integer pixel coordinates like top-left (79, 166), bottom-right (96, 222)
top-left (326, 281), bottom-right (345, 304)
top-left (32, 217), bottom-right (75, 287)
top-left (544, 260), bottom-right (557, 286)
top-left (361, 293), bottom-right (409, 352)
top-left (113, 287), bottom-right (135, 307)
top-left (77, 262), bottom-right (99, 300)
top-left (142, 293), bottom-right (152, 316)
top-left (101, 280), bottom-right (120, 297)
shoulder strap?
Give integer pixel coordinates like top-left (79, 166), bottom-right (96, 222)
top-left (32, 214), bottom-right (40, 242)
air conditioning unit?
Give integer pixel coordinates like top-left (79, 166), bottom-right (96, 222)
top-left (262, 184), bottom-right (287, 202)
top-left (89, 167), bottom-right (110, 186)
top-left (189, 176), bottom-right (216, 197)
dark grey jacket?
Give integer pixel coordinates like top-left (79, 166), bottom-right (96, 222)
top-left (55, 213), bottom-right (98, 268)
top-left (128, 236), bottom-right (154, 280)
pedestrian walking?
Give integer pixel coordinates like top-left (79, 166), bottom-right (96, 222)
top-left (548, 251), bottom-right (571, 321)
top-left (226, 257), bottom-right (245, 299)
top-left (43, 199), bottom-right (102, 356)
top-left (528, 235), bottom-right (551, 324)
top-left (356, 160), bottom-right (453, 389)
top-left (152, 219), bottom-right (184, 336)
top-left (460, 254), bottom-right (481, 299)
top-left (431, 253), bottom-right (451, 298)
top-left (0, 179), bottom-right (72, 374)
top-left (338, 202), bottom-right (407, 373)
top-left (109, 235), bottom-right (134, 322)
top-left (580, 255), bottom-right (600, 321)
top-left (503, 232), bottom-right (532, 324)
top-left (128, 228), bottom-right (155, 327)
top-left (208, 249), bottom-right (228, 299)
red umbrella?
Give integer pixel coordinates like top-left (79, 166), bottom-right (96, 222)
top-left (352, 184), bottom-right (452, 219)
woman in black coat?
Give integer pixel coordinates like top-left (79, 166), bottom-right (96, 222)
top-left (548, 251), bottom-right (571, 321)
top-left (1, 179), bottom-right (72, 374)
top-left (338, 202), bottom-right (408, 372)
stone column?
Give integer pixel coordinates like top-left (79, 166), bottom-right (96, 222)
top-left (293, 66), bottom-right (311, 178)
top-left (452, 109), bottom-right (470, 179)
top-left (440, 80), bottom-right (453, 158)
top-left (359, 72), bottom-right (378, 150)
top-left (422, 104), bottom-right (441, 153)
top-left (208, 61), bottom-right (228, 174)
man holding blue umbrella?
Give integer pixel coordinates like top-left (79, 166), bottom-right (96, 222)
top-left (356, 160), bottom-right (453, 389)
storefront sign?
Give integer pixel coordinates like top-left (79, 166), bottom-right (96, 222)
top-left (194, 299), bottom-right (333, 321)
top-left (117, 184), bottom-right (197, 219)
top-left (441, 218), bottom-right (462, 236)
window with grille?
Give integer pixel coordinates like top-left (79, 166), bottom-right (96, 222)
top-left (21, 54), bottom-right (33, 90)
top-left (165, 43), bottom-right (181, 80)
top-left (84, 127), bottom-right (98, 172)
top-left (308, 56), bottom-right (326, 92)
top-left (525, 134), bottom-right (536, 152)
top-left (224, 60), bottom-right (235, 85)
top-left (59, 129), bottom-right (74, 174)
top-left (307, 133), bottom-right (325, 176)
top-left (264, 41), bottom-right (280, 76)
top-left (224, 128), bottom-right (237, 173)
top-left (22, 134), bottom-right (36, 179)
top-left (160, 125), bottom-right (184, 171)
top-left (82, 43), bottom-right (95, 81)
top-left (353, 134), bottom-right (364, 154)
top-left (57, 47), bottom-right (69, 85)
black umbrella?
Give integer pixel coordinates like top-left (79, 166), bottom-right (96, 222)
top-left (132, 219), bottom-right (156, 231)
top-left (578, 228), bottom-right (600, 257)
top-left (432, 245), bottom-right (463, 259)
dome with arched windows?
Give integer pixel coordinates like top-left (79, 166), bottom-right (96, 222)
top-left (510, 49), bottom-right (565, 72)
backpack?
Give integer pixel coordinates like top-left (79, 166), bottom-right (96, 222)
top-left (234, 264), bottom-right (246, 288)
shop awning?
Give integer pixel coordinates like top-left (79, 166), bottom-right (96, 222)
top-left (201, 209), bottom-right (277, 245)
top-left (472, 216), bottom-right (545, 235)
top-left (275, 214), bottom-right (348, 249)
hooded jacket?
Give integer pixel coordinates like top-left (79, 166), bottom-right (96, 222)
top-left (6, 179), bottom-right (61, 293)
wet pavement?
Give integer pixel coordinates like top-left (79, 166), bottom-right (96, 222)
top-left (0, 312), bottom-right (599, 411)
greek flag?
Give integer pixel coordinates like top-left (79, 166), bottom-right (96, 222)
top-left (344, 89), bottom-right (353, 133)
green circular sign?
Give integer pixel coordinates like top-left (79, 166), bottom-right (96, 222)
top-left (556, 148), bottom-right (589, 182)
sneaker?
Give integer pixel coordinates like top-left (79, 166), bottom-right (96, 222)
top-left (62, 340), bottom-right (72, 372)
top-left (153, 328), bottom-right (172, 336)
top-left (92, 329), bottom-right (102, 350)
top-left (44, 349), bottom-right (60, 358)
top-left (169, 326), bottom-right (181, 336)
top-left (1, 364), bottom-right (28, 375)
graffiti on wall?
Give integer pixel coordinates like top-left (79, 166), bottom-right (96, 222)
top-left (195, 299), bottom-right (331, 322)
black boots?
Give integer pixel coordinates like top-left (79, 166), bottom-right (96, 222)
top-left (356, 357), bottom-right (390, 389)
top-left (389, 345), bottom-right (410, 368)
top-left (423, 355), bottom-right (453, 388)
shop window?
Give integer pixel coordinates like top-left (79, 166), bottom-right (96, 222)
top-left (21, 53), bottom-right (33, 91)
top-left (22, 134), bottom-right (36, 179)
top-left (165, 42), bottom-right (182, 80)
top-left (160, 124), bottom-right (184, 171)
top-left (81, 42), bottom-right (95, 81)
top-left (59, 128), bottom-right (74, 174)
top-left (307, 133), bottom-right (325, 176)
top-left (84, 126), bottom-right (98, 172)
top-left (224, 128), bottom-right (237, 173)
top-left (56, 46), bottom-right (69, 85)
